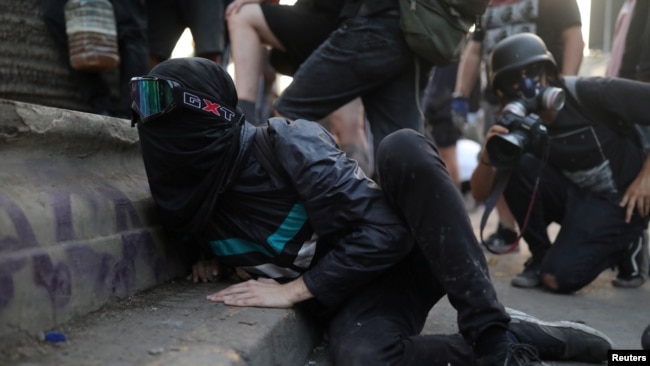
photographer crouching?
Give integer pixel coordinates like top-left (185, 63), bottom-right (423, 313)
top-left (471, 33), bottom-right (650, 293)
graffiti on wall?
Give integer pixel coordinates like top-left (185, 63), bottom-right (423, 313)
top-left (0, 158), bottom-right (171, 319)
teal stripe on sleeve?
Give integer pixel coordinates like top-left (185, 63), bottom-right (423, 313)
top-left (209, 203), bottom-right (308, 257)
top-left (267, 203), bottom-right (308, 253)
top-left (210, 238), bottom-right (272, 257)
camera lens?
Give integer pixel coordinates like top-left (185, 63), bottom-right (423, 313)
top-left (486, 132), bottom-right (526, 169)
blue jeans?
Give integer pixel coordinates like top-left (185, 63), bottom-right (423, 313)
top-left (504, 154), bottom-right (647, 292)
top-left (275, 14), bottom-right (429, 156)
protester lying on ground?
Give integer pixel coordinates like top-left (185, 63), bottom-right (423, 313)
top-left (130, 57), bottom-right (613, 365)
top-left (471, 33), bottom-right (650, 293)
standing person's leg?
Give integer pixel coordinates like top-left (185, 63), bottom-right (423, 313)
top-left (319, 98), bottom-right (374, 176)
top-left (111, 0), bottom-right (149, 117)
top-left (270, 50), bottom-right (373, 175)
top-left (145, 0), bottom-right (187, 67)
top-left (261, 7), bottom-right (373, 169)
top-left (375, 129), bottom-right (511, 351)
top-left (487, 198), bottom-right (520, 250)
top-left (620, 0), bottom-right (650, 80)
top-left (361, 59), bottom-right (425, 158)
top-left (502, 154), bottom-right (568, 287)
top-left (226, 3), bottom-right (284, 123)
top-left (423, 63), bottom-right (463, 186)
top-left (481, 101), bottom-right (520, 251)
top-left (186, 0), bottom-right (226, 65)
top-left (275, 15), bottom-right (423, 154)
top-left (43, 0), bottom-right (112, 115)
top-left (636, 4), bottom-right (650, 82)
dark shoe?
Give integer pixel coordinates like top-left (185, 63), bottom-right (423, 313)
top-left (612, 275), bottom-right (646, 288)
top-left (506, 307), bottom-right (613, 363)
top-left (476, 341), bottom-right (545, 366)
top-left (484, 224), bottom-right (520, 254)
top-left (613, 231), bottom-right (649, 288)
top-left (511, 257), bottom-right (542, 288)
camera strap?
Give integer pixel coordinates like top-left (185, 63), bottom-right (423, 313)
top-left (479, 147), bottom-right (549, 255)
top-left (478, 169), bottom-right (520, 254)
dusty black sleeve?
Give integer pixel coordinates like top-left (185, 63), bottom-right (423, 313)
top-left (269, 119), bottom-right (412, 309)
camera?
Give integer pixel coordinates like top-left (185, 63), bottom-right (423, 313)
top-left (486, 86), bottom-right (565, 169)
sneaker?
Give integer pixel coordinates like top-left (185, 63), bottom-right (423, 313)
top-left (511, 257), bottom-right (542, 288)
top-left (476, 340), bottom-right (545, 366)
top-left (613, 231), bottom-right (649, 288)
top-left (484, 224), bottom-right (520, 254)
top-left (612, 275), bottom-right (646, 288)
top-left (506, 307), bottom-right (614, 363)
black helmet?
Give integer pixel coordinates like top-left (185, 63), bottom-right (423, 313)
top-left (489, 33), bottom-right (557, 95)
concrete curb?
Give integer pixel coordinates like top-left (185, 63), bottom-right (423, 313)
top-left (1, 280), bottom-right (323, 366)
top-left (0, 99), bottom-right (187, 339)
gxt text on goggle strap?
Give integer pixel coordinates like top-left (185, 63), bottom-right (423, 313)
top-left (181, 90), bottom-right (238, 122)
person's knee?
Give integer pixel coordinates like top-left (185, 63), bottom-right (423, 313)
top-left (542, 273), bottom-right (559, 291)
top-left (377, 129), bottom-right (424, 159)
top-left (541, 270), bottom-right (585, 294)
top-left (376, 129), bottom-right (444, 185)
top-left (227, 4), bottom-right (259, 32)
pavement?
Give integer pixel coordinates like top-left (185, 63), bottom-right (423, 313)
top-left (1, 52), bottom-right (648, 365)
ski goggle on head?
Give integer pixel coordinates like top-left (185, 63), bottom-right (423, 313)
top-left (129, 76), bottom-right (243, 126)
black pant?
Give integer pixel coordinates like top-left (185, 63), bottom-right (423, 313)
top-left (503, 153), bottom-right (647, 292)
top-left (43, 0), bottom-right (148, 117)
top-left (326, 129), bottom-right (510, 365)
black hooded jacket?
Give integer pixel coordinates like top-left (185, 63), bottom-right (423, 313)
top-left (136, 58), bottom-right (413, 310)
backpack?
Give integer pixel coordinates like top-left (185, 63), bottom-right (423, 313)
top-left (398, 0), bottom-right (489, 65)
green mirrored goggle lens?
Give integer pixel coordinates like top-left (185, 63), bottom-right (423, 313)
top-left (130, 78), bottom-right (177, 122)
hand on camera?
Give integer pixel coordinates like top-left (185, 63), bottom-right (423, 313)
top-left (479, 125), bottom-right (510, 166)
top-left (485, 124), bottom-right (510, 140)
